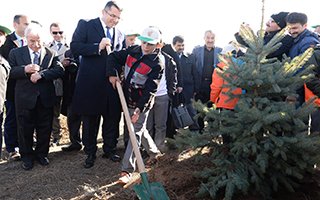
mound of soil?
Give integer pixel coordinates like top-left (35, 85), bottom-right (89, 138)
top-left (1, 116), bottom-right (320, 200)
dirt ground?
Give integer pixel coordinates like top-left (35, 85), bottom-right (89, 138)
top-left (1, 116), bottom-right (320, 200)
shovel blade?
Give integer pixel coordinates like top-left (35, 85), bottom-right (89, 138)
top-left (133, 182), bottom-right (170, 200)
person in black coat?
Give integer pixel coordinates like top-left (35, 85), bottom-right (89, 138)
top-left (0, 15), bottom-right (30, 161)
top-left (235, 11), bottom-right (293, 61)
top-left (172, 36), bottom-right (199, 130)
top-left (9, 24), bottom-right (64, 170)
top-left (70, 1), bottom-right (125, 168)
top-left (60, 49), bottom-right (83, 152)
top-left (305, 45), bottom-right (320, 134)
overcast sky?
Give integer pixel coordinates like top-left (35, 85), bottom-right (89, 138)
top-left (1, 0), bottom-right (319, 52)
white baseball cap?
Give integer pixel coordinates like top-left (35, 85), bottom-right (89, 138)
top-left (138, 26), bottom-right (161, 44)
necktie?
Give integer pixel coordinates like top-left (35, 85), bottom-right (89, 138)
top-left (107, 27), bottom-right (113, 46)
top-left (33, 52), bottom-right (39, 65)
top-left (106, 27), bottom-right (112, 41)
top-left (21, 39), bottom-right (24, 47)
top-left (57, 42), bottom-right (62, 50)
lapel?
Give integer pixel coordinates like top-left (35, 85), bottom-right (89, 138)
top-left (93, 18), bottom-right (105, 39)
top-left (22, 46), bottom-right (31, 64)
top-left (39, 47), bottom-right (52, 70)
top-left (48, 41), bottom-right (66, 60)
top-left (13, 40), bottom-right (20, 47)
top-left (199, 46), bottom-right (204, 72)
top-left (213, 47), bottom-right (218, 66)
top-left (10, 33), bottom-right (19, 48)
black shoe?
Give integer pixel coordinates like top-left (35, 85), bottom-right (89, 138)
top-left (37, 157), bottom-right (49, 166)
top-left (102, 152), bottom-right (121, 162)
top-left (84, 154), bottom-right (96, 168)
top-left (51, 138), bottom-right (60, 147)
top-left (61, 143), bottom-right (82, 152)
top-left (22, 160), bottom-right (33, 170)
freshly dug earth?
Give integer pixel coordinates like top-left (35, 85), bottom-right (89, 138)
top-left (1, 116), bottom-right (320, 200)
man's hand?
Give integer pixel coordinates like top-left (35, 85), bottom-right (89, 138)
top-left (176, 87), bottom-right (183, 93)
top-left (109, 76), bottom-right (120, 89)
top-left (99, 38), bottom-right (112, 52)
top-left (131, 108), bottom-right (141, 124)
top-left (25, 64), bottom-right (40, 74)
top-left (30, 72), bottom-right (42, 83)
top-left (62, 58), bottom-right (71, 67)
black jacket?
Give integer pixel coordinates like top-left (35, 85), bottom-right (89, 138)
top-left (60, 49), bottom-right (79, 116)
top-left (161, 44), bottom-right (183, 88)
top-left (161, 51), bottom-right (177, 98)
top-left (306, 45), bottom-right (320, 96)
top-left (235, 30), bottom-right (293, 61)
top-left (9, 46), bottom-right (64, 110)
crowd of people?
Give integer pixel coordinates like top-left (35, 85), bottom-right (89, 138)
top-left (0, 0), bottom-right (320, 185)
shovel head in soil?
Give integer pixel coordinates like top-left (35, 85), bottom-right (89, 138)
top-left (115, 81), bottom-right (169, 200)
top-left (133, 172), bottom-right (169, 200)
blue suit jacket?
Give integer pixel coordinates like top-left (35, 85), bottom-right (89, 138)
top-left (192, 45), bottom-right (222, 91)
top-left (70, 17), bottom-right (125, 115)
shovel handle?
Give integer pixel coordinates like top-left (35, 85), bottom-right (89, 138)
top-left (116, 81), bottom-right (146, 173)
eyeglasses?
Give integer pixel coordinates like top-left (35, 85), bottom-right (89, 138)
top-left (141, 41), bottom-right (156, 46)
top-left (104, 10), bottom-right (121, 20)
top-left (52, 31), bottom-right (63, 35)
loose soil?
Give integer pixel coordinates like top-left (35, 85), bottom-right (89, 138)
top-left (1, 116), bottom-right (320, 200)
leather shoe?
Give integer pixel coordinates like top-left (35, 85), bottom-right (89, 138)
top-left (37, 157), bottom-right (49, 166)
top-left (84, 154), bottom-right (96, 168)
top-left (61, 143), bottom-right (82, 152)
top-left (102, 152), bottom-right (121, 162)
top-left (22, 160), bottom-right (33, 170)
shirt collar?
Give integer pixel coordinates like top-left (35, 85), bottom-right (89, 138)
top-left (14, 32), bottom-right (23, 41)
top-left (28, 47), bottom-right (40, 55)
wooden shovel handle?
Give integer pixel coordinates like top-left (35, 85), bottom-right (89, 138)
top-left (116, 81), bottom-right (146, 173)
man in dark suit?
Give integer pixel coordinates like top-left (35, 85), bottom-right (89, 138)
top-left (9, 24), bottom-right (64, 170)
top-left (70, 1), bottom-right (125, 168)
top-left (0, 15), bottom-right (30, 161)
top-left (172, 36), bottom-right (199, 130)
top-left (192, 30), bottom-right (222, 131)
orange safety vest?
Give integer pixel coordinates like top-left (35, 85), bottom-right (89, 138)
top-left (304, 83), bottom-right (320, 106)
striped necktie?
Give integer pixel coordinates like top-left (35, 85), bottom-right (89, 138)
top-left (33, 52), bottom-right (39, 65)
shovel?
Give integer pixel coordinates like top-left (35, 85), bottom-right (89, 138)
top-left (116, 81), bottom-right (170, 200)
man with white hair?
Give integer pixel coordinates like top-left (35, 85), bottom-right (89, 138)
top-left (8, 24), bottom-right (64, 170)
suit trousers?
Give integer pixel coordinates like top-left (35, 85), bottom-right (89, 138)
top-left (67, 105), bottom-right (82, 145)
top-left (16, 98), bottom-right (53, 162)
top-left (51, 96), bottom-right (62, 140)
top-left (4, 100), bottom-right (18, 153)
top-left (82, 111), bottom-right (121, 156)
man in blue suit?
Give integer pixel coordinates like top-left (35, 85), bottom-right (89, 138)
top-left (70, 1), bottom-right (125, 168)
top-left (192, 30), bottom-right (222, 131)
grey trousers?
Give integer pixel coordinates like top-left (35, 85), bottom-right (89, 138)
top-left (121, 108), bottom-right (159, 173)
top-left (146, 94), bottom-right (169, 151)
